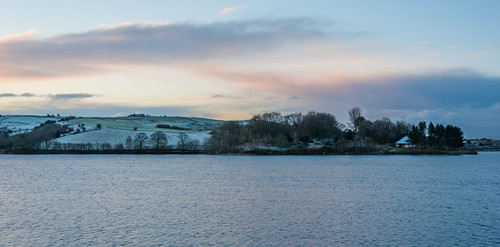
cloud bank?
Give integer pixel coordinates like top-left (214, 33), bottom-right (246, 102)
top-left (0, 18), bottom-right (325, 79)
top-left (0, 92), bottom-right (36, 98)
top-left (48, 93), bottom-right (98, 100)
top-left (0, 93), bottom-right (97, 100)
top-left (196, 66), bottom-right (500, 110)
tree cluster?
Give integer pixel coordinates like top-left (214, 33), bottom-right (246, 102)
top-left (409, 121), bottom-right (464, 150)
top-left (204, 111), bottom-right (344, 153)
top-left (346, 116), bottom-right (412, 144)
top-left (0, 121), bottom-right (72, 151)
top-left (156, 124), bottom-right (189, 131)
top-left (124, 131), bottom-right (201, 152)
top-left (204, 108), bottom-right (467, 154)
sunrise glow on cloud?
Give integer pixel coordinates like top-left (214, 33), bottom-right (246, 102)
top-left (1, 1), bottom-right (499, 138)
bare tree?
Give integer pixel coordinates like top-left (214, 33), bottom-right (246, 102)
top-left (348, 106), bottom-right (364, 134)
top-left (133, 133), bottom-right (149, 150)
top-left (186, 139), bottom-right (201, 151)
top-left (100, 143), bottom-right (112, 151)
top-left (177, 132), bottom-right (189, 152)
top-left (114, 143), bottom-right (124, 150)
top-left (150, 131), bottom-right (168, 151)
top-left (284, 112), bottom-right (304, 145)
top-left (125, 136), bottom-right (133, 149)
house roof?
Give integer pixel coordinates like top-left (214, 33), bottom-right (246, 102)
top-left (396, 136), bottom-right (411, 144)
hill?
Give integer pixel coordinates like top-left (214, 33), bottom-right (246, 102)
top-left (0, 115), bottom-right (224, 150)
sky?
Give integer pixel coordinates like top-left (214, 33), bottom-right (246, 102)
top-left (1, 0), bottom-right (499, 138)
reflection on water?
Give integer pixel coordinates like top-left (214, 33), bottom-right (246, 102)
top-left (1, 153), bottom-right (499, 246)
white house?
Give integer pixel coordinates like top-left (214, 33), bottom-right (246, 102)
top-left (395, 136), bottom-right (414, 148)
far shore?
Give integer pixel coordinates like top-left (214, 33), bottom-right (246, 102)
top-left (1, 148), bottom-right (478, 155)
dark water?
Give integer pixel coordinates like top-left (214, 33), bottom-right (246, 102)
top-left (1, 153), bottom-right (499, 246)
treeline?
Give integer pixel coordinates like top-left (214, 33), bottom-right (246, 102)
top-left (156, 124), bottom-right (189, 131)
top-left (123, 132), bottom-right (201, 152)
top-left (1, 130), bottom-right (203, 154)
top-left (203, 107), bottom-right (465, 154)
top-left (0, 108), bottom-right (465, 154)
top-left (204, 111), bottom-right (344, 153)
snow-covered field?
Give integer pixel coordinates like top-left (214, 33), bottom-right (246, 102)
top-left (1, 115), bottom-right (220, 149)
top-left (53, 127), bottom-right (210, 148)
top-left (66, 116), bottom-right (222, 132)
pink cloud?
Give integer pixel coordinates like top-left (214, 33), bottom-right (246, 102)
top-left (0, 18), bottom-right (324, 80)
top-left (0, 30), bottom-right (38, 43)
top-left (217, 6), bottom-right (249, 17)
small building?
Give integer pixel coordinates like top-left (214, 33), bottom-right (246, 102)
top-left (395, 136), bottom-right (414, 148)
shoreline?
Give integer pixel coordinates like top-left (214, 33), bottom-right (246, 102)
top-left (2, 149), bottom-right (479, 155)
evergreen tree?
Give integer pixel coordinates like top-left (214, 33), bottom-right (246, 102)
top-left (445, 125), bottom-right (464, 150)
top-left (435, 124), bottom-right (446, 149)
top-left (427, 122), bottom-right (436, 148)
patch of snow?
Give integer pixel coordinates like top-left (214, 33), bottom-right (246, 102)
top-left (53, 127), bottom-right (210, 149)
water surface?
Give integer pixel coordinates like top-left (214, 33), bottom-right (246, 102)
top-left (1, 153), bottom-right (499, 246)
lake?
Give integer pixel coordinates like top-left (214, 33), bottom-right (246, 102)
top-left (1, 153), bottom-right (499, 246)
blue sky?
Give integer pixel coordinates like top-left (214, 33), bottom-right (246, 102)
top-left (1, 1), bottom-right (499, 138)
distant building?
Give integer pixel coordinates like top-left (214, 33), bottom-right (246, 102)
top-left (395, 136), bottom-right (414, 148)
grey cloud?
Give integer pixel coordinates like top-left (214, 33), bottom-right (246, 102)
top-left (200, 67), bottom-right (500, 138)
top-left (0, 93), bottom-right (17, 97)
top-left (1, 18), bottom-right (328, 78)
top-left (20, 93), bottom-right (36, 97)
top-left (331, 96), bottom-right (346, 101)
top-left (366, 104), bottom-right (500, 139)
top-left (334, 70), bottom-right (500, 110)
top-left (211, 95), bottom-right (224, 98)
top-left (49, 93), bottom-right (97, 100)
top-left (316, 70), bottom-right (500, 138)
top-left (240, 69), bottom-right (500, 111)
top-left (0, 93), bottom-right (37, 97)
top-left (201, 65), bottom-right (500, 110)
